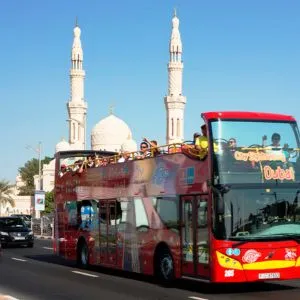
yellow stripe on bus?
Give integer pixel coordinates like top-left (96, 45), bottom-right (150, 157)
top-left (243, 260), bottom-right (295, 270)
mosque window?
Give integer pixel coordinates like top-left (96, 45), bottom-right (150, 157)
top-left (171, 118), bottom-right (174, 137)
top-left (177, 118), bottom-right (180, 137)
top-left (72, 123), bottom-right (75, 140)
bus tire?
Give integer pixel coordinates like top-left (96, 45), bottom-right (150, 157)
top-left (77, 241), bottom-right (89, 268)
top-left (155, 247), bottom-right (175, 284)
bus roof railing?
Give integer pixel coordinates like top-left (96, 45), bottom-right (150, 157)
top-left (55, 149), bottom-right (117, 159)
top-left (56, 143), bottom-right (191, 172)
top-left (55, 143), bottom-right (300, 175)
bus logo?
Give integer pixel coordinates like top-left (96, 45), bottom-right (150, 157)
top-left (242, 249), bottom-right (261, 263)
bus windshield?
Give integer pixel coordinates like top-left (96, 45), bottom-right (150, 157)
top-left (210, 120), bottom-right (300, 184)
top-left (214, 187), bottom-right (300, 241)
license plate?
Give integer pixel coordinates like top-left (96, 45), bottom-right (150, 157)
top-left (14, 237), bottom-right (26, 240)
top-left (258, 272), bottom-right (280, 279)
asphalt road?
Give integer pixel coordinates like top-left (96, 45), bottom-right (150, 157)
top-left (0, 239), bottom-right (300, 300)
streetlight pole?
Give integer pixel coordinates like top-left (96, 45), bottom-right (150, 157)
top-left (38, 141), bottom-right (42, 190)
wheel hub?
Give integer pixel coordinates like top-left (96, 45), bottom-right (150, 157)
top-left (161, 256), bottom-right (173, 278)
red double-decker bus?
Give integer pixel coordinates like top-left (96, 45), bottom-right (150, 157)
top-left (54, 111), bottom-right (300, 283)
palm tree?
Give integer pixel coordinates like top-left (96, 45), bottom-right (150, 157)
top-left (0, 179), bottom-right (15, 215)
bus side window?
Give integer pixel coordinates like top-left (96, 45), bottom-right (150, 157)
top-left (109, 201), bottom-right (122, 225)
top-left (197, 197), bottom-right (208, 227)
top-left (78, 200), bottom-right (96, 230)
top-left (116, 199), bottom-right (134, 232)
top-left (65, 201), bottom-right (77, 227)
top-left (153, 196), bottom-right (179, 231)
top-left (134, 198), bottom-right (149, 231)
top-left (99, 202), bottom-right (107, 224)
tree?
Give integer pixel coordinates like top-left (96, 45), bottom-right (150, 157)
top-left (18, 156), bottom-right (53, 196)
top-left (43, 191), bottom-right (54, 215)
top-left (18, 158), bottom-right (38, 195)
top-left (0, 180), bottom-right (15, 215)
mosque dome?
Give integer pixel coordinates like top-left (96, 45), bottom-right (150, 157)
top-left (91, 114), bottom-right (132, 152)
top-left (121, 138), bottom-right (137, 153)
top-left (55, 138), bottom-right (70, 153)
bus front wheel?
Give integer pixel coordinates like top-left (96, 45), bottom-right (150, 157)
top-left (77, 241), bottom-right (89, 268)
top-left (155, 248), bottom-right (175, 284)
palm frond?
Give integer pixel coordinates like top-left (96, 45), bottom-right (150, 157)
top-left (0, 179), bottom-right (15, 208)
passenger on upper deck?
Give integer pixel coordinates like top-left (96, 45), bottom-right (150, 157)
top-left (94, 156), bottom-right (102, 167)
top-left (228, 138), bottom-right (237, 152)
top-left (195, 124), bottom-right (209, 159)
top-left (193, 132), bottom-right (201, 145)
top-left (136, 141), bottom-right (151, 159)
top-left (118, 151), bottom-right (133, 162)
top-left (102, 157), bottom-right (109, 166)
top-left (262, 133), bottom-right (288, 148)
top-left (223, 138), bottom-right (239, 165)
top-left (86, 155), bottom-right (95, 168)
top-left (143, 138), bottom-right (160, 157)
top-left (181, 132), bottom-right (200, 152)
top-left (59, 164), bottom-right (67, 177)
top-left (262, 133), bottom-right (290, 161)
top-left (195, 124), bottom-right (208, 147)
top-left (72, 159), bottom-right (85, 174)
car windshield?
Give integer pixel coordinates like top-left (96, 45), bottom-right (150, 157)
top-left (214, 187), bottom-right (300, 241)
top-left (12, 215), bottom-right (31, 221)
top-left (210, 120), bottom-right (300, 184)
top-left (0, 218), bottom-right (26, 228)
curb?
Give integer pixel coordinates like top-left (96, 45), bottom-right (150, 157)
top-left (34, 236), bottom-right (52, 240)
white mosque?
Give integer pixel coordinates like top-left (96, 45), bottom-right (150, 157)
top-left (57, 10), bottom-right (185, 153)
top-left (1, 11), bottom-right (186, 216)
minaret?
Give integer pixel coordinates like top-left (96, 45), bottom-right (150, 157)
top-left (67, 19), bottom-right (88, 150)
top-left (164, 10), bottom-right (186, 144)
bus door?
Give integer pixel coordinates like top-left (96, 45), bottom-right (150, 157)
top-left (99, 200), bottom-right (117, 265)
top-left (57, 207), bottom-right (66, 257)
top-left (181, 195), bottom-right (209, 279)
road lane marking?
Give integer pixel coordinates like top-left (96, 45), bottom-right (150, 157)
top-left (72, 271), bottom-right (99, 278)
top-left (11, 258), bottom-right (27, 262)
top-left (188, 297), bottom-right (209, 300)
top-left (42, 247), bottom-right (53, 250)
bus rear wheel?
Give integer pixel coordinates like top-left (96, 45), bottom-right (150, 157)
top-left (155, 248), bottom-right (175, 284)
top-left (77, 241), bottom-right (89, 268)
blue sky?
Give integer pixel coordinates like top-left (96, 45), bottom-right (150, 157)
top-left (1, 0), bottom-right (300, 183)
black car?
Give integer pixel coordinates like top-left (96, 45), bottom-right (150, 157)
top-left (0, 217), bottom-right (34, 248)
top-left (11, 214), bottom-right (32, 228)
